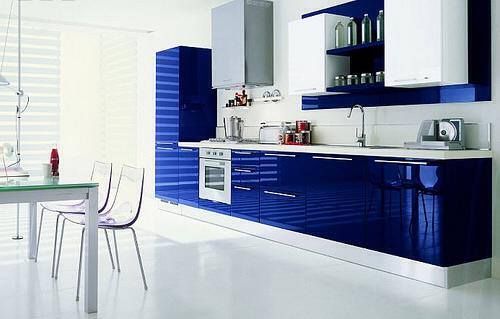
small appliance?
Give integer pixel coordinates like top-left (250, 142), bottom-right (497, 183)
top-left (199, 148), bottom-right (232, 205)
top-left (259, 122), bottom-right (293, 144)
top-left (405, 118), bottom-right (465, 150)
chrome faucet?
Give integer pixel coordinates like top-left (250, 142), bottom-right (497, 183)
top-left (347, 104), bottom-right (366, 147)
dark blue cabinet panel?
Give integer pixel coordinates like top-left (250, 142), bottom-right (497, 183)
top-left (260, 152), bottom-right (306, 232)
top-left (155, 46), bottom-right (216, 202)
top-left (178, 147), bottom-right (199, 207)
top-left (231, 164), bottom-right (260, 222)
top-left (306, 155), bottom-right (366, 245)
top-left (364, 157), bottom-right (492, 267)
top-left (155, 145), bottom-right (179, 203)
top-left (199, 199), bottom-right (231, 216)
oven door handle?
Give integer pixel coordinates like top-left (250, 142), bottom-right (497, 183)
top-left (203, 159), bottom-right (228, 167)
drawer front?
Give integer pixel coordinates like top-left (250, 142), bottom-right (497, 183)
top-left (198, 198), bottom-right (231, 216)
top-left (260, 189), bottom-right (306, 232)
top-left (260, 152), bottom-right (306, 194)
top-left (231, 184), bottom-right (260, 222)
top-left (232, 150), bottom-right (260, 168)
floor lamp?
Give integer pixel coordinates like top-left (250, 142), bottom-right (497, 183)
top-left (1, 0), bottom-right (30, 240)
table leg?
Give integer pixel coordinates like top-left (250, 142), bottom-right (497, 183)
top-left (28, 202), bottom-right (37, 259)
top-left (84, 187), bottom-right (98, 313)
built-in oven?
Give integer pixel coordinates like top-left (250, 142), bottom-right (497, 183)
top-left (199, 148), bottom-right (232, 205)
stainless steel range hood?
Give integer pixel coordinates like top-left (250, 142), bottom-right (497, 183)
top-left (211, 0), bottom-right (274, 89)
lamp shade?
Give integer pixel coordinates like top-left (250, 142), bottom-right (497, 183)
top-left (0, 74), bottom-right (9, 86)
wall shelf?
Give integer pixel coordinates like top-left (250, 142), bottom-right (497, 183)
top-left (326, 82), bottom-right (404, 94)
top-left (327, 41), bottom-right (384, 57)
top-left (300, 0), bottom-right (491, 110)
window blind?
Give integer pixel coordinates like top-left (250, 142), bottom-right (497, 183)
top-left (0, 19), bottom-right (60, 176)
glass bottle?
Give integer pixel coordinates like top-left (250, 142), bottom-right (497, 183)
top-left (376, 10), bottom-right (384, 42)
top-left (347, 17), bottom-right (358, 46)
top-left (362, 14), bottom-right (372, 44)
top-left (50, 145), bottom-right (60, 177)
top-left (334, 21), bottom-right (345, 48)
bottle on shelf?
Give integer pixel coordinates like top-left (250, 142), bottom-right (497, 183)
top-left (347, 17), bottom-right (358, 46)
top-left (376, 10), bottom-right (384, 41)
top-left (361, 14), bottom-right (372, 44)
top-left (334, 21), bottom-right (346, 48)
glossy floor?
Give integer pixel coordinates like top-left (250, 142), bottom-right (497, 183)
top-left (0, 199), bottom-right (499, 319)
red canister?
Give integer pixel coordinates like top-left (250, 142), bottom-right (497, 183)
top-left (296, 120), bottom-right (310, 132)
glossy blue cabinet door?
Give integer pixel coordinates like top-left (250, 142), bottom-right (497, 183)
top-left (155, 145), bottom-right (179, 203)
top-left (198, 199), bottom-right (231, 216)
top-left (366, 157), bottom-right (492, 267)
top-left (178, 47), bottom-right (217, 142)
top-left (231, 164), bottom-right (260, 223)
top-left (260, 152), bottom-right (306, 232)
top-left (178, 147), bottom-right (199, 207)
top-left (306, 155), bottom-right (366, 246)
top-left (156, 48), bottom-right (180, 144)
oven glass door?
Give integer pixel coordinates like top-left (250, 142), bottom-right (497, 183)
top-left (200, 159), bottom-right (231, 204)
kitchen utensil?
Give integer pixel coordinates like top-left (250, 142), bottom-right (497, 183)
top-left (226, 116), bottom-right (245, 141)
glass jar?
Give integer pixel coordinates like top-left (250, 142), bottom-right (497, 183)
top-left (375, 71), bottom-right (385, 83)
top-left (346, 74), bottom-right (359, 85)
top-left (335, 21), bottom-right (346, 48)
top-left (361, 14), bottom-right (372, 44)
top-left (360, 72), bottom-right (374, 84)
top-left (347, 17), bottom-right (358, 46)
top-left (334, 75), bottom-right (347, 86)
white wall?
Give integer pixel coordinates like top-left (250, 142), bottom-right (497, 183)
top-left (136, 0), bottom-right (500, 277)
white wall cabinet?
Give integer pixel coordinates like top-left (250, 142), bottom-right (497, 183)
top-left (288, 14), bottom-right (350, 96)
top-left (385, 0), bottom-right (468, 88)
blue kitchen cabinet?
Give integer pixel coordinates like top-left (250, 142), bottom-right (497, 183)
top-left (365, 157), bottom-right (492, 267)
top-left (231, 150), bottom-right (260, 222)
top-left (259, 152), bottom-right (306, 232)
top-left (198, 199), bottom-right (231, 216)
top-left (306, 154), bottom-right (366, 246)
top-left (155, 145), bottom-right (179, 203)
top-left (155, 46), bottom-right (216, 203)
top-left (178, 147), bottom-right (199, 207)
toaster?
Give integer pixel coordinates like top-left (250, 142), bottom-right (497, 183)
top-left (259, 122), bottom-right (292, 144)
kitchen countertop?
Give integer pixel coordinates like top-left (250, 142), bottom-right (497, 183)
top-left (178, 142), bottom-right (493, 160)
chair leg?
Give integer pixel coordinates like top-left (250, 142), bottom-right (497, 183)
top-left (54, 218), bottom-right (66, 280)
top-left (76, 228), bottom-right (85, 301)
top-left (113, 230), bottom-right (121, 272)
top-left (104, 229), bottom-right (115, 270)
top-left (51, 214), bottom-right (61, 278)
top-left (35, 208), bottom-right (45, 262)
top-left (130, 228), bottom-right (148, 290)
top-left (420, 192), bottom-right (429, 224)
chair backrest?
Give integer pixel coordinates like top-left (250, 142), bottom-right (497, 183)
top-left (90, 161), bottom-right (113, 213)
top-left (104, 165), bottom-right (145, 227)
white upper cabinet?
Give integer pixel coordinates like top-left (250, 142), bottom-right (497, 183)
top-left (385, 0), bottom-right (468, 88)
top-left (289, 14), bottom-right (350, 95)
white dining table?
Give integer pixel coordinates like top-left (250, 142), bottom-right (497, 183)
top-left (0, 178), bottom-right (99, 314)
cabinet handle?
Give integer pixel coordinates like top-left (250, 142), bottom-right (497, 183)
top-left (374, 160), bottom-right (428, 166)
top-left (234, 186), bottom-right (252, 191)
top-left (233, 151), bottom-right (253, 155)
top-left (157, 147), bottom-right (176, 151)
top-left (312, 156), bottom-right (352, 161)
top-left (294, 88), bottom-right (317, 92)
top-left (180, 148), bottom-right (197, 152)
top-left (264, 153), bottom-right (296, 158)
top-left (264, 191), bottom-right (296, 198)
top-left (157, 142), bottom-right (176, 146)
top-left (234, 168), bottom-right (253, 173)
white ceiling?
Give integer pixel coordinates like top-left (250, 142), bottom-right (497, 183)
top-left (1, 0), bottom-right (229, 32)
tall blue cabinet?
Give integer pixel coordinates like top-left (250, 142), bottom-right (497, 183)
top-left (155, 46), bottom-right (216, 204)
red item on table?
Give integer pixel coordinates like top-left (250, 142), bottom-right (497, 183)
top-left (50, 147), bottom-right (59, 177)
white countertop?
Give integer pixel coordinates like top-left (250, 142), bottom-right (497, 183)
top-left (178, 142), bottom-right (493, 160)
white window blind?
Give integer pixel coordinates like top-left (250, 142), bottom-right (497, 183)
top-left (0, 19), bottom-right (60, 176)
top-left (100, 33), bottom-right (138, 168)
